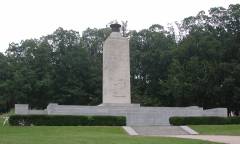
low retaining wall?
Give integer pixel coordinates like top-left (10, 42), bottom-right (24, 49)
top-left (15, 104), bottom-right (47, 115)
top-left (15, 104), bottom-right (227, 126)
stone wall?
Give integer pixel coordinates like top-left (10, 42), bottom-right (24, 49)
top-left (15, 104), bottom-right (47, 115)
top-left (15, 104), bottom-right (29, 115)
top-left (15, 104), bottom-right (227, 126)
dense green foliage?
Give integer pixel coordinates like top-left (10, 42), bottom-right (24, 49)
top-left (190, 125), bottom-right (240, 135)
top-left (9, 115), bottom-right (126, 126)
top-left (0, 4), bottom-right (240, 116)
top-left (169, 116), bottom-right (240, 125)
top-left (0, 126), bottom-right (218, 144)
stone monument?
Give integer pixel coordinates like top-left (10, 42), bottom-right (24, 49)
top-left (102, 23), bottom-right (131, 104)
top-left (15, 23), bottom-right (227, 126)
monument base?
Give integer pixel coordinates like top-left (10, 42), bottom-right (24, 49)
top-left (99, 103), bottom-right (140, 107)
top-left (15, 103), bottom-right (227, 126)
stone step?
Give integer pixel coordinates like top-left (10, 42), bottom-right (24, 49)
top-left (132, 126), bottom-right (189, 136)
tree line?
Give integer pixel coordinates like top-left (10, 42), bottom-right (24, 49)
top-left (0, 4), bottom-right (239, 116)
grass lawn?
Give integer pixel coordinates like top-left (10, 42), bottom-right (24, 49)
top-left (190, 125), bottom-right (240, 135)
top-left (0, 126), bottom-right (220, 144)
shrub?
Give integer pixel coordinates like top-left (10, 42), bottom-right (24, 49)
top-left (229, 117), bottom-right (240, 124)
top-left (169, 116), bottom-right (240, 125)
top-left (9, 115), bottom-right (126, 126)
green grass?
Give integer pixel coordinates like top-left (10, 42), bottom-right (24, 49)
top-left (0, 126), bottom-right (219, 144)
top-left (190, 125), bottom-right (240, 135)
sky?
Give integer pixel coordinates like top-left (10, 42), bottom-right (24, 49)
top-left (0, 0), bottom-right (239, 52)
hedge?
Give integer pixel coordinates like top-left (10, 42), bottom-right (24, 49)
top-left (9, 115), bottom-right (126, 126)
top-left (169, 116), bottom-right (240, 126)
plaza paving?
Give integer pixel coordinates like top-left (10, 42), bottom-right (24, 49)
top-left (171, 135), bottom-right (240, 144)
top-left (125, 126), bottom-right (240, 144)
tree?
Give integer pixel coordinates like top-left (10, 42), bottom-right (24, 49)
top-left (5, 39), bottom-right (54, 108)
top-left (130, 25), bottom-right (176, 106)
top-left (0, 52), bottom-right (10, 112)
top-left (81, 28), bottom-right (111, 104)
top-left (43, 27), bottom-right (94, 105)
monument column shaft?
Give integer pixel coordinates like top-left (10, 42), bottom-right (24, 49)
top-left (103, 32), bottom-right (131, 104)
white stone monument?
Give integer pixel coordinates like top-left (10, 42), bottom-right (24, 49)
top-left (102, 24), bottom-right (131, 104)
top-left (15, 23), bottom-right (228, 126)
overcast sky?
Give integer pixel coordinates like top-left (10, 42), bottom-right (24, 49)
top-left (0, 0), bottom-right (239, 52)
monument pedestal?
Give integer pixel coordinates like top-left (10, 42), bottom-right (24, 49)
top-left (15, 103), bottom-right (227, 126)
top-left (99, 103), bottom-right (140, 107)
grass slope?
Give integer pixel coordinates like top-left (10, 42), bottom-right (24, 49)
top-left (0, 126), bottom-right (219, 144)
top-left (190, 125), bottom-right (240, 135)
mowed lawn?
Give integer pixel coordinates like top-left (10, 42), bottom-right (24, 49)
top-left (190, 125), bottom-right (240, 135)
top-left (0, 126), bottom-right (220, 144)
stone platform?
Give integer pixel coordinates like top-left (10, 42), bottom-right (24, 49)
top-left (15, 103), bottom-right (227, 126)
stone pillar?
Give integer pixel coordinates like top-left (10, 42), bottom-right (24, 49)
top-left (47, 103), bottom-right (58, 114)
top-left (102, 24), bottom-right (131, 104)
top-left (15, 104), bottom-right (29, 115)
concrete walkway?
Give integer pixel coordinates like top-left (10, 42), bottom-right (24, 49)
top-left (122, 126), bottom-right (138, 136)
top-left (169, 135), bottom-right (240, 144)
top-left (130, 126), bottom-right (189, 135)
top-left (123, 126), bottom-right (240, 144)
